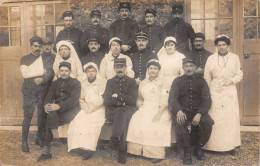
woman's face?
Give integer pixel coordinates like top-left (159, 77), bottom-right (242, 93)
top-left (110, 41), bottom-right (121, 55)
top-left (148, 65), bottom-right (160, 79)
top-left (86, 67), bottom-right (97, 81)
top-left (165, 41), bottom-right (176, 54)
top-left (217, 41), bottom-right (229, 54)
top-left (59, 45), bottom-right (70, 58)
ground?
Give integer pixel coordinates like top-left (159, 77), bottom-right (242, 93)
top-left (0, 131), bottom-right (259, 166)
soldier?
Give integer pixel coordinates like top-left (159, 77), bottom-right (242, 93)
top-left (103, 58), bottom-right (138, 164)
top-left (20, 36), bottom-right (54, 152)
top-left (187, 33), bottom-right (212, 76)
top-left (80, 38), bottom-right (105, 69)
top-left (130, 31), bottom-right (158, 85)
top-left (109, 2), bottom-right (139, 54)
top-left (54, 11), bottom-right (83, 58)
top-left (141, 9), bottom-right (167, 54)
top-left (81, 10), bottom-right (109, 55)
top-left (168, 58), bottom-right (214, 165)
top-left (164, 4), bottom-right (195, 55)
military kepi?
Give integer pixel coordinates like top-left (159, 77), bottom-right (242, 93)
top-left (114, 58), bottom-right (126, 66)
top-left (136, 31), bottom-right (148, 40)
top-left (59, 62), bottom-right (71, 70)
top-left (90, 10), bottom-right (101, 17)
top-left (172, 4), bottom-right (184, 14)
top-left (182, 58), bottom-right (196, 65)
top-left (119, 2), bottom-right (131, 10)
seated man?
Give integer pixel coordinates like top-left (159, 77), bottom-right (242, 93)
top-left (68, 62), bottom-right (106, 160)
top-left (38, 62), bottom-right (81, 162)
top-left (103, 58), bottom-right (138, 164)
top-left (168, 58), bottom-right (214, 165)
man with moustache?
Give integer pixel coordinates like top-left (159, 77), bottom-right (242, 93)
top-left (130, 31), bottom-right (158, 85)
top-left (141, 9), bottom-right (167, 54)
top-left (80, 38), bottom-right (104, 69)
top-left (109, 2), bottom-right (139, 54)
top-left (54, 11), bottom-right (83, 58)
top-left (168, 58), bottom-right (213, 165)
top-left (38, 62), bottom-right (81, 162)
top-left (164, 4), bottom-right (195, 55)
top-left (103, 58), bottom-right (138, 164)
top-left (187, 33), bottom-right (212, 76)
top-left (20, 36), bottom-right (54, 152)
top-left (81, 10), bottom-right (109, 55)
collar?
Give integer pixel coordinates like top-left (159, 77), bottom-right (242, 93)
top-left (58, 76), bottom-right (71, 82)
top-left (183, 74), bottom-right (196, 79)
top-left (192, 48), bottom-right (205, 52)
top-left (115, 75), bottom-right (127, 82)
top-left (62, 55), bottom-right (70, 60)
top-left (65, 26), bottom-right (74, 31)
top-left (31, 51), bottom-right (40, 58)
top-left (218, 51), bottom-right (228, 56)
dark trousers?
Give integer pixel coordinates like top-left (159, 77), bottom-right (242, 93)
top-left (174, 114), bottom-right (213, 150)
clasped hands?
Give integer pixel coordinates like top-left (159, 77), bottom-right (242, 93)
top-left (44, 103), bottom-right (60, 113)
top-left (177, 110), bottom-right (201, 126)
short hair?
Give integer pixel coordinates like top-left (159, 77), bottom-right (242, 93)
top-left (59, 45), bottom-right (70, 51)
top-left (147, 60), bottom-right (161, 70)
top-left (109, 39), bottom-right (122, 48)
top-left (165, 40), bottom-right (176, 46)
top-left (30, 36), bottom-right (42, 46)
top-left (214, 35), bottom-right (231, 46)
top-left (62, 11), bottom-right (74, 19)
top-left (84, 65), bottom-right (97, 72)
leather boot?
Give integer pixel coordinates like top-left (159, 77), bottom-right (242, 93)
top-left (194, 146), bottom-right (205, 160)
top-left (105, 136), bottom-right (118, 149)
top-left (183, 149), bottom-right (192, 165)
top-left (37, 154), bottom-right (52, 162)
top-left (82, 150), bottom-right (94, 160)
top-left (118, 150), bottom-right (126, 164)
top-left (22, 142), bottom-right (29, 153)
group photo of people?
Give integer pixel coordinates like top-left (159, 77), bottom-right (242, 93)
top-left (2, 0), bottom-right (255, 165)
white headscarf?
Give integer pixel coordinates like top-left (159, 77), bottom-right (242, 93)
top-left (157, 36), bottom-right (177, 58)
top-left (82, 62), bottom-right (101, 81)
top-left (144, 59), bottom-right (163, 85)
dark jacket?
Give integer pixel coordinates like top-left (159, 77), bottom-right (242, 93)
top-left (130, 48), bottom-right (158, 80)
top-left (188, 48), bottom-right (212, 70)
top-left (168, 75), bottom-right (211, 117)
top-left (80, 51), bottom-right (105, 69)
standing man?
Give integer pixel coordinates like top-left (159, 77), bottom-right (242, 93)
top-left (81, 10), bottom-right (109, 55)
top-left (168, 58), bottom-right (214, 165)
top-left (38, 62), bottom-right (81, 162)
top-left (103, 58), bottom-right (138, 164)
top-left (54, 11), bottom-right (83, 58)
top-left (109, 2), bottom-right (139, 54)
top-left (187, 33), bottom-right (212, 76)
top-left (20, 36), bottom-right (54, 152)
top-left (141, 9), bottom-right (167, 54)
top-left (130, 31), bottom-right (158, 85)
top-left (164, 4), bottom-right (195, 55)
top-left (80, 38), bottom-right (104, 69)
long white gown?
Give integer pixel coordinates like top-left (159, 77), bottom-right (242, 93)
top-left (127, 76), bottom-right (172, 159)
top-left (68, 69), bottom-right (106, 152)
top-left (203, 52), bottom-right (243, 151)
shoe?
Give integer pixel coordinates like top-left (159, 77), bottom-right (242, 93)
top-left (105, 137), bottom-right (118, 149)
top-left (118, 151), bottom-right (126, 164)
top-left (194, 147), bottom-right (205, 160)
top-left (183, 149), bottom-right (192, 165)
top-left (229, 149), bottom-right (236, 156)
top-left (151, 158), bottom-right (163, 163)
top-left (171, 143), bottom-right (180, 153)
top-left (35, 137), bottom-right (44, 147)
top-left (37, 154), bottom-right (52, 162)
top-left (22, 142), bottom-right (29, 153)
top-left (82, 151), bottom-right (94, 160)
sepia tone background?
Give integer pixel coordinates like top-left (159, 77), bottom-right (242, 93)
top-left (0, 0), bottom-right (259, 126)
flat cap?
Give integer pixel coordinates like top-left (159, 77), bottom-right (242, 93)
top-left (172, 4), bottom-right (183, 14)
top-left (145, 9), bottom-right (157, 16)
top-left (136, 31), bottom-right (148, 39)
top-left (119, 2), bottom-right (131, 10)
top-left (195, 32), bottom-right (205, 40)
top-left (114, 58), bottom-right (126, 66)
top-left (90, 10), bottom-right (101, 17)
top-left (59, 62), bottom-right (71, 70)
top-left (87, 38), bottom-right (99, 44)
top-left (62, 11), bottom-right (74, 19)
top-left (182, 58), bottom-right (196, 65)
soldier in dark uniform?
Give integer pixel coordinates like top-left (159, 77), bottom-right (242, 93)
top-left (80, 10), bottom-right (109, 55)
top-left (168, 58), bottom-right (214, 165)
top-left (187, 33), bottom-right (212, 76)
top-left (164, 4), bottom-right (195, 55)
top-left (103, 58), bottom-right (138, 164)
top-left (130, 31), bottom-right (158, 85)
top-left (54, 11), bottom-right (83, 58)
top-left (20, 36), bottom-right (54, 152)
top-left (38, 62), bottom-right (81, 162)
top-left (35, 37), bottom-right (56, 147)
top-left (109, 2), bottom-right (139, 54)
top-left (141, 9), bottom-right (167, 54)
top-left (80, 38), bottom-right (105, 69)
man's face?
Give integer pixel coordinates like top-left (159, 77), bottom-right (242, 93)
top-left (91, 15), bottom-right (101, 26)
top-left (64, 16), bottom-right (73, 28)
top-left (42, 44), bottom-right (52, 53)
top-left (59, 46), bottom-right (70, 58)
top-left (145, 13), bottom-right (155, 25)
top-left (165, 41), bottom-right (176, 54)
top-left (114, 65), bottom-right (126, 77)
top-left (148, 65), bottom-right (160, 79)
top-left (194, 37), bottom-right (205, 50)
top-left (136, 38), bottom-right (148, 50)
top-left (86, 67), bottom-right (97, 81)
top-left (59, 66), bottom-right (71, 79)
top-left (31, 42), bottom-right (42, 56)
top-left (88, 41), bottom-right (100, 53)
top-left (217, 41), bottom-right (228, 54)
top-left (172, 13), bottom-right (183, 22)
top-left (119, 8), bottom-right (130, 20)
top-left (110, 41), bottom-right (121, 55)
top-left (183, 62), bottom-right (197, 76)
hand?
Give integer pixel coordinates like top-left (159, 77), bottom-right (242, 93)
top-left (152, 112), bottom-right (162, 123)
top-left (112, 93), bottom-right (118, 98)
top-left (195, 67), bottom-right (204, 75)
top-left (34, 78), bottom-right (43, 85)
top-left (44, 104), bottom-right (51, 113)
top-left (135, 78), bottom-right (141, 85)
top-left (49, 104), bottom-right (60, 111)
top-left (177, 110), bottom-right (186, 125)
top-left (121, 45), bottom-right (131, 52)
top-left (192, 113), bottom-right (202, 126)
top-left (222, 79), bottom-right (233, 86)
top-left (43, 68), bottom-right (47, 75)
